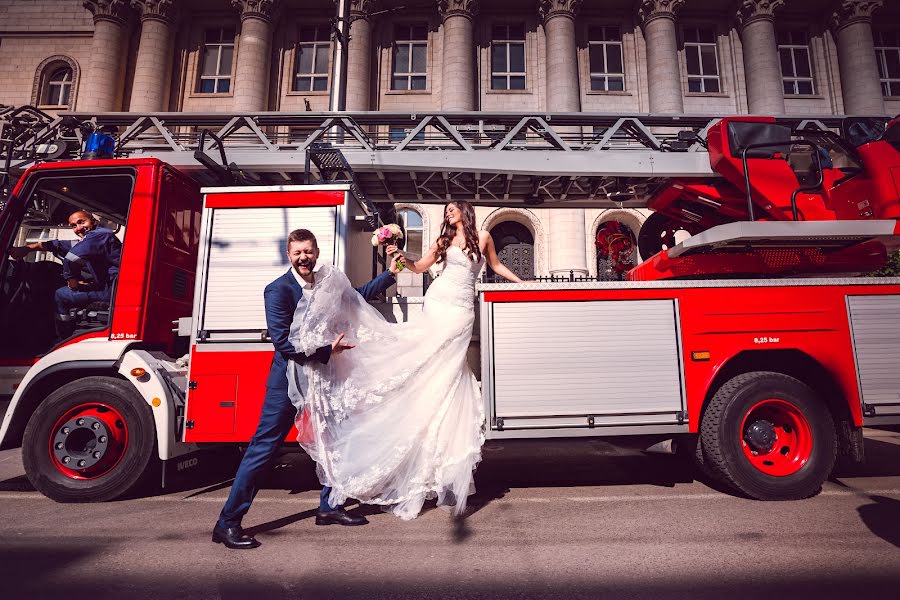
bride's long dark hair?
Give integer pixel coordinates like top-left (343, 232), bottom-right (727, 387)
top-left (435, 201), bottom-right (482, 264)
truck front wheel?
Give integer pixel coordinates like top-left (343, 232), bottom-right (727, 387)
top-left (22, 376), bottom-right (157, 502)
top-left (700, 371), bottom-right (836, 500)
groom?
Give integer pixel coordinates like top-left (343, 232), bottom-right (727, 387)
top-left (213, 228), bottom-right (399, 549)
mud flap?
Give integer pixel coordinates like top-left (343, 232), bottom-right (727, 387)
top-left (160, 445), bottom-right (242, 491)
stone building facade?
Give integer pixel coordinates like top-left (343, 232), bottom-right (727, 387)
top-left (1, 0), bottom-right (899, 292)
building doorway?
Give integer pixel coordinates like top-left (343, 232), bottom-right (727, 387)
top-left (487, 221), bottom-right (534, 281)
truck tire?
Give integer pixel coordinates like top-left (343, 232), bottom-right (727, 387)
top-left (700, 371), bottom-right (836, 500)
top-left (22, 376), bottom-right (157, 503)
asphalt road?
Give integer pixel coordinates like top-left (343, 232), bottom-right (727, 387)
top-left (1, 429), bottom-right (899, 600)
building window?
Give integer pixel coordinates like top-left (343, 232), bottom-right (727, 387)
top-left (683, 27), bottom-right (720, 93)
top-left (778, 30), bottom-right (815, 96)
top-left (388, 127), bottom-right (426, 144)
top-left (491, 24), bottom-right (526, 90)
top-left (392, 24), bottom-right (427, 90)
top-left (294, 25), bottom-right (330, 92)
top-left (588, 26), bottom-right (624, 92)
top-left (398, 208), bottom-right (424, 256)
top-left (875, 30), bottom-right (900, 97)
top-left (43, 66), bottom-right (73, 106)
top-left (198, 27), bottom-right (235, 94)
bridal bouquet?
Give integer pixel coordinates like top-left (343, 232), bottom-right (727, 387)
top-left (371, 223), bottom-right (405, 271)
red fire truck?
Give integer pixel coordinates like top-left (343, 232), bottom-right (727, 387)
top-left (0, 116), bottom-right (899, 505)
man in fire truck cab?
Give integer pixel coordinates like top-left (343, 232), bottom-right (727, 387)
top-left (9, 209), bottom-right (122, 338)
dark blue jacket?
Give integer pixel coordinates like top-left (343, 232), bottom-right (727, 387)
top-left (46, 226), bottom-right (122, 291)
top-left (264, 268), bottom-right (396, 389)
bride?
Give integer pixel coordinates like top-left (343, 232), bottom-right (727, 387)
top-left (286, 201), bottom-right (522, 520)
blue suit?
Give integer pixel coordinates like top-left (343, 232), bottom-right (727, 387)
top-left (218, 267), bottom-right (396, 529)
top-left (45, 226), bottom-right (122, 319)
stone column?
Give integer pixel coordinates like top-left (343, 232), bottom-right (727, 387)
top-left (439, 0), bottom-right (479, 111)
top-left (540, 0), bottom-right (581, 113)
top-left (737, 0), bottom-right (785, 115)
top-left (130, 0), bottom-right (177, 112)
top-left (81, 1), bottom-right (133, 112)
top-left (638, 0), bottom-right (685, 114)
top-left (345, 0), bottom-right (380, 111)
top-left (539, 1), bottom-right (586, 276)
top-left (831, 0), bottom-right (885, 115)
top-left (231, 0), bottom-right (280, 112)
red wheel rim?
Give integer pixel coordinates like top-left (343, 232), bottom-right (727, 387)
top-left (740, 398), bottom-right (812, 476)
top-left (48, 402), bottom-right (129, 480)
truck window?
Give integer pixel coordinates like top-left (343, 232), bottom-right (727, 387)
top-left (0, 170), bottom-right (135, 360)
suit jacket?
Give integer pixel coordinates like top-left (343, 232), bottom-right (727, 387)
top-left (264, 268), bottom-right (396, 389)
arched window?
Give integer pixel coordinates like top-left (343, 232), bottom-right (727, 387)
top-left (43, 67), bottom-right (73, 107)
top-left (487, 221), bottom-right (534, 281)
top-left (398, 208), bottom-right (424, 256)
top-left (595, 220), bottom-right (637, 281)
top-left (395, 207), bottom-right (426, 297)
top-left (33, 57), bottom-right (79, 109)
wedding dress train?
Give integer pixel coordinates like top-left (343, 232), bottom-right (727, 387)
top-left (286, 246), bottom-right (485, 520)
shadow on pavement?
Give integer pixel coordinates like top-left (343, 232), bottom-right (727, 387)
top-left (0, 474), bottom-right (34, 492)
top-left (857, 495), bottom-right (900, 549)
top-left (1, 567), bottom-right (899, 600)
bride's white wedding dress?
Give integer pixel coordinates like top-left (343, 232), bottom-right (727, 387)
top-left (286, 245), bottom-right (485, 520)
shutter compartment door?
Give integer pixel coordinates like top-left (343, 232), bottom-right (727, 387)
top-left (848, 295), bottom-right (900, 417)
top-left (199, 206), bottom-right (337, 340)
top-left (490, 299), bottom-right (684, 428)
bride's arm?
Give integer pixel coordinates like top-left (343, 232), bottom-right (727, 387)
top-left (480, 231), bottom-right (523, 283)
top-left (391, 241), bottom-right (438, 275)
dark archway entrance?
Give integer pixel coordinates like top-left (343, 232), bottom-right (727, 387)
top-left (487, 221), bottom-right (534, 282)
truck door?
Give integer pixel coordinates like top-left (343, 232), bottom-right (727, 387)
top-left (0, 165), bottom-right (136, 391)
top-left (184, 185), bottom-right (356, 442)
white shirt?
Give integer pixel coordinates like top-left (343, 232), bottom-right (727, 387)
top-left (290, 262), bottom-right (320, 291)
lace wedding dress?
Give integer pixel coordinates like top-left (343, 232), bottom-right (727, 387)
top-left (286, 245), bottom-right (486, 520)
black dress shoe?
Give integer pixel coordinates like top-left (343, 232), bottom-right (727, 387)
top-left (212, 524), bottom-right (261, 549)
top-left (315, 507), bottom-right (369, 526)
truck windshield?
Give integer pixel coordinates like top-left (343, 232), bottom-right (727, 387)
top-left (0, 169), bottom-right (134, 361)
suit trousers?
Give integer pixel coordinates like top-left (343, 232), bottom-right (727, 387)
top-left (218, 384), bottom-right (335, 528)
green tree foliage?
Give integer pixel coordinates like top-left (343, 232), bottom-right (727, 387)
top-left (870, 251), bottom-right (900, 277)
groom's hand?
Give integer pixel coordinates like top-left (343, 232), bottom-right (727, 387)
top-left (331, 333), bottom-right (354, 355)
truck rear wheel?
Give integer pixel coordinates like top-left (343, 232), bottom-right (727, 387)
top-left (22, 376), bottom-right (157, 502)
top-left (700, 371), bottom-right (836, 500)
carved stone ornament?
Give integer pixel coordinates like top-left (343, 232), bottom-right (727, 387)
top-left (736, 0), bottom-right (785, 29)
top-left (83, 0), bottom-right (133, 25)
top-left (830, 0), bottom-right (884, 32)
top-left (347, 0), bottom-right (382, 18)
top-left (538, 0), bottom-right (583, 23)
top-left (637, 0), bottom-right (686, 26)
top-left (131, 0), bottom-right (177, 24)
top-left (437, 0), bottom-right (479, 21)
top-left (231, 0), bottom-right (281, 23)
